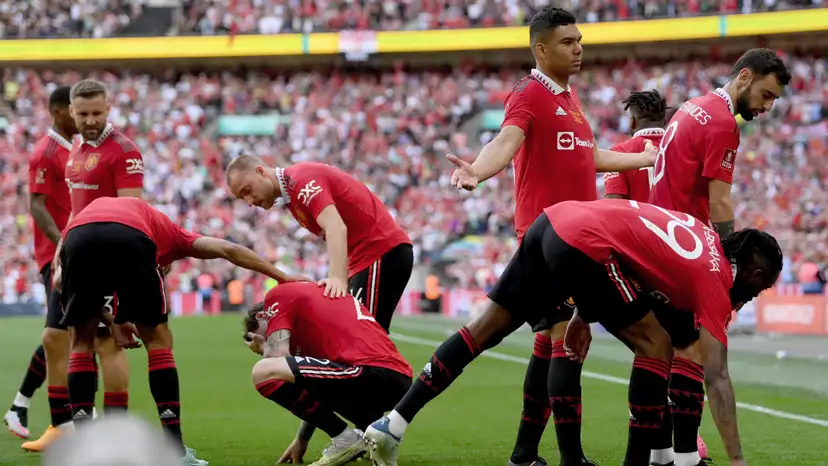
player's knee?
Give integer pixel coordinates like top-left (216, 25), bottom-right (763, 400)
top-left (42, 327), bottom-right (69, 353)
top-left (138, 323), bottom-right (172, 351)
top-left (465, 301), bottom-right (513, 345)
top-left (251, 358), bottom-right (292, 386)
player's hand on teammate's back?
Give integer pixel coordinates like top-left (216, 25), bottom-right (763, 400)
top-left (446, 154), bottom-right (479, 191)
top-left (112, 323), bottom-right (142, 349)
top-left (563, 314), bottom-right (592, 363)
top-left (52, 264), bottom-right (63, 292)
top-left (244, 332), bottom-right (265, 355)
top-left (641, 139), bottom-right (658, 166)
top-left (318, 277), bottom-right (348, 298)
top-left (277, 438), bottom-right (309, 463)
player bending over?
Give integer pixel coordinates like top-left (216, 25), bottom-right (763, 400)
top-left (243, 282), bottom-right (412, 466)
top-left (648, 48), bottom-right (790, 466)
top-left (56, 196), bottom-right (301, 466)
top-left (603, 90), bottom-right (714, 464)
top-left (365, 200), bottom-right (780, 466)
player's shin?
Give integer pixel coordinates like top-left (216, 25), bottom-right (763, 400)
top-left (148, 348), bottom-right (184, 454)
top-left (670, 357), bottom-right (705, 466)
top-left (624, 357), bottom-right (670, 466)
top-left (16, 344), bottom-right (46, 405)
top-left (393, 326), bottom-right (482, 429)
top-left (255, 378), bottom-right (347, 438)
top-left (510, 333), bottom-right (552, 464)
top-left (43, 329), bottom-right (73, 428)
top-left (548, 337), bottom-right (585, 466)
top-left (67, 352), bottom-right (97, 424)
top-left (649, 395), bottom-right (675, 465)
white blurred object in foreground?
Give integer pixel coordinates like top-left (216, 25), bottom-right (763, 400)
top-left (44, 413), bottom-right (181, 466)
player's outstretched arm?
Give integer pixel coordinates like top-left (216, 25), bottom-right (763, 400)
top-left (709, 179), bottom-right (735, 237)
top-left (699, 326), bottom-right (745, 464)
top-left (465, 125), bottom-right (525, 184)
top-left (190, 237), bottom-right (295, 283)
top-left (593, 142), bottom-right (657, 173)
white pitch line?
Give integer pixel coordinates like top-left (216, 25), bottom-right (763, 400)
top-left (391, 333), bottom-right (828, 428)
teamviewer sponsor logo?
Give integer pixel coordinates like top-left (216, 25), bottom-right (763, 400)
top-left (67, 181), bottom-right (99, 190)
top-left (557, 132), bottom-right (594, 150)
top-left (297, 180), bottom-right (322, 206)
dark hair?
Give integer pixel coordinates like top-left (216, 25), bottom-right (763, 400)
top-left (243, 302), bottom-right (264, 341)
top-left (529, 7), bottom-right (576, 45)
top-left (721, 229), bottom-right (783, 274)
top-left (70, 79), bottom-right (107, 101)
top-left (731, 48), bottom-right (791, 86)
top-left (49, 86), bottom-right (72, 109)
top-left (622, 90), bottom-right (667, 124)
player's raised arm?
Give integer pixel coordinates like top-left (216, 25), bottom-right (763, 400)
top-left (698, 326), bottom-right (745, 465)
top-left (593, 143), bottom-right (656, 173)
top-left (189, 237), bottom-right (296, 284)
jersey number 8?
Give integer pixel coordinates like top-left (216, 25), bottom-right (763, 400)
top-left (629, 201), bottom-right (703, 260)
top-left (650, 120), bottom-right (679, 188)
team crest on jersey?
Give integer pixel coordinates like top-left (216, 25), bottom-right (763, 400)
top-left (570, 109), bottom-right (585, 125)
top-left (293, 208), bottom-right (310, 229)
top-left (84, 153), bottom-right (100, 171)
top-left (721, 148), bottom-right (736, 171)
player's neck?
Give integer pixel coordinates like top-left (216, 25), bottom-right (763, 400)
top-left (51, 125), bottom-right (72, 142)
top-left (535, 65), bottom-right (569, 90)
top-left (720, 81), bottom-right (738, 115)
top-left (635, 121), bottom-right (661, 132)
top-left (266, 167), bottom-right (283, 197)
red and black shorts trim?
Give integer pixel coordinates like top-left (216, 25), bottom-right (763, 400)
top-left (349, 243), bottom-right (413, 333)
top-left (60, 222), bottom-right (167, 328)
top-left (488, 213), bottom-right (651, 333)
top-left (285, 356), bottom-right (412, 429)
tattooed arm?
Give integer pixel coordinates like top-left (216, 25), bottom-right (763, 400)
top-left (262, 329), bottom-right (291, 358)
top-left (699, 326), bottom-right (743, 462)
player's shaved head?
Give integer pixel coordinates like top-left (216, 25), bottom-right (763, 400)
top-left (226, 155), bottom-right (280, 209)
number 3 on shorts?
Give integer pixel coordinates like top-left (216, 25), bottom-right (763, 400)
top-left (103, 295), bottom-right (116, 315)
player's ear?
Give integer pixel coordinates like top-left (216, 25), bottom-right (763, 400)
top-left (737, 68), bottom-right (752, 88)
top-left (69, 104), bottom-right (75, 117)
top-left (255, 165), bottom-right (265, 176)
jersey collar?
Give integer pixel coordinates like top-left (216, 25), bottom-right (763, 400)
top-left (47, 128), bottom-right (74, 151)
top-left (274, 167), bottom-right (291, 205)
top-left (632, 128), bottom-right (666, 138)
top-left (713, 88), bottom-right (735, 115)
top-left (531, 68), bottom-right (570, 96)
top-left (82, 124), bottom-right (114, 148)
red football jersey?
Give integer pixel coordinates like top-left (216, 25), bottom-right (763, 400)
top-left (263, 282), bottom-right (413, 376)
top-left (503, 69), bottom-right (598, 242)
top-left (603, 128), bottom-right (665, 203)
top-left (276, 163), bottom-right (411, 277)
top-left (649, 89), bottom-right (740, 224)
top-left (64, 197), bottom-right (202, 267)
top-left (65, 125), bottom-right (144, 215)
top-left (29, 130), bottom-right (73, 270)
top-left (547, 199), bottom-right (733, 346)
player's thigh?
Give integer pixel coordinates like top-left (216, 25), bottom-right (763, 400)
top-left (333, 367), bottom-right (413, 429)
top-left (41, 264), bottom-right (68, 331)
top-left (114, 237), bottom-right (165, 327)
top-left (653, 304), bottom-right (700, 351)
top-left (362, 244), bottom-right (414, 333)
top-left (612, 311), bottom-right (672, 361)
top-left (60, 227), bottom-right (118, 328)
top-left (489, 214), bottom-right (573, 331)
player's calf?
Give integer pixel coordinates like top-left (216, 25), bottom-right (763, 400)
top-left (670, 344), bottom-right (706, 466)
top-left (510, 331), bottom-right (553, 465)
top-left (67, 321), bottom-right (100, 425)
top-left (96, 335), bottom-right (130, 416)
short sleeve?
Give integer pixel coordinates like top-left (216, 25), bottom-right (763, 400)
top-left (603, 172), bottom-right (629, 198)
top-left (694, 287), bottom-right (732, 348)
top-left (29, 149), bottom-right (54, 195)
top-left (701, 129), bottom-right (740, 184)
top-left (501, 90), bottom-right (534, 135)
top-left (264, 294), bottom-right (295, 338)
top-left (112, 145), bottom-right (144, 190)
top-left (291, 167), bottom-right (336, 219)
top-left (173, 224), bottom-right (202, 256)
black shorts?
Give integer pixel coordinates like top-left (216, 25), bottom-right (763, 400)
top-left (286, 356), bottom-right (412, 430)
top-left (349, 243), bottom-right (413, 333)
top-left (41, 263), bottom-right (67, 331)
top-left (653, 303), bottom-right (700, 350)
top-left (60, 222), bottom-right (167, 328)
top-left (488, 213), bottom-right (652, 333)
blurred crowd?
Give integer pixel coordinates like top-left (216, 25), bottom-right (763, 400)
top-left (179, 0), bottom-right (819, 35)
top-left (0, 0), bottom-right (819, 39)
top-left (1, 51), bottom-right (827, 303)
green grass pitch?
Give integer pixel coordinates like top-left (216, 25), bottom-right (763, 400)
top-left (1, 314), bottom-right (827, 465)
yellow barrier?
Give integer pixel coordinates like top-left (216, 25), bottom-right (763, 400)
top-left (726, 9), bottom-right (828, 37)
top-left (0, 33), bottom-right (339, 62)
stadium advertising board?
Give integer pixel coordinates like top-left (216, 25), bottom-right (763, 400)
top-left (756, 293), bottom-right (828, 336)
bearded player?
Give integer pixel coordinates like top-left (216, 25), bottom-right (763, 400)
top-left (56, 196), bottom-right (301, 465)
top-left (25, 79), bottom-right (144, 452)
top-left (5, 87), bottom-right (77, 441)
top-left (225, 156), bottom-right (412, 463)
top-left (647, 48), bottom-right (790, 466)
top-left (367, 8), bottom-right (656, 466)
